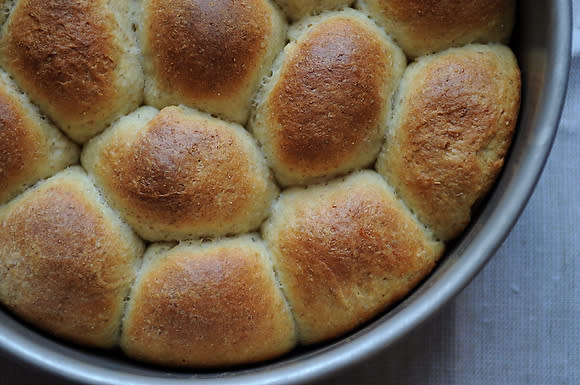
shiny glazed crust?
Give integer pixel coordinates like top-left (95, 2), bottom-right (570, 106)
top-left (0, 0), bottom-right (520, 369)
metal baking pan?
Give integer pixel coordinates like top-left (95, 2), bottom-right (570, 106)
top-left (0, 0), bottom-right (571, 383)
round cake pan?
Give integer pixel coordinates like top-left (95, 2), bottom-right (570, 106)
top-left (0, 0), bottom-right (572, 384)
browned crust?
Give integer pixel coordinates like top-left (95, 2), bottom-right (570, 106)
top-left (0, 169), bottom-right (142, 347)
top-left (377, 0), bottom-right (508, 31)
top-left (0, 0), bottom-right (119, 128)
top-left (267, 17), bottom-right (395, 177)
top-left (264, 172), bottom-right (444, 343)
top-left (113, 112), bottom-right (253, 223)
top-left (122, 240), bottom-right (296, 367)
top-left (379, 46), bottom-right (521, 240)
top-left (365, 0), bottom-right (515, 57)
top-left (0, 89), bottom-right (44, 201)
top-left (274, 0), bottom-right (354, 20)
top-left (91, 107), bottom-right (275, 240)
top-left (145, 0), bottom-right (272, 101)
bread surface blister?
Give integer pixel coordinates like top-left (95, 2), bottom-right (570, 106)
top-left (0, 0), bottom-right (520, 368)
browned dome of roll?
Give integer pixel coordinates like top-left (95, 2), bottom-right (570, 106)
top-left (263, 171), bottom-right (444, 344)
top-left (0, 0), bottom-right (143, 142)
top-left (251, 9), bottom-right (406, 186)
top-left (377, 44), bottom-right (521, 241)
top-left (273, 0), bottom-right (354, 20)
top-left (0, 167), bottom-right (144, 348)
top-left (360, 0), bottom-right (516, 58)
top-left (0, 69), bottom-right (79, 205)
top-left (121, 237), bottom-right (297, 367)
top-left (82, 106), bottom-right (278, 241)
top-left (139, 0), bottom-right (286, 124)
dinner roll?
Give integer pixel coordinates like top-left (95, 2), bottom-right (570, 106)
top-left (376, 44), bottom-right (521, 241)
top-left (138, 0), bottom-right (286, 124)
top-left (0, 0), bottom-right (143, 142)
top-left (251, 9), bottom-right (406, 186)
top-left (0, 69), bottom-right (79, 205)
top-left (359, 0), bottom-right (516, 58)
top-left (262, 171), bottom-right (444, 344)
top-left (82, 105), bottom-right (278, 241)
top-left (121, 236), bottom-right (297, 367)
top-left (0, 167), bottom-right (144, 348)
top-left (274, 0), bottom-right (354, 20)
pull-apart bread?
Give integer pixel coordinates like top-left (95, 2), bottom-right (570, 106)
top-left (0, 0), bottom-right (520, 368)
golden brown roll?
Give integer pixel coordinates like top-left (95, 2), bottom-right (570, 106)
top-left (376, 44), bottom-right (521, 241)
top-left (121, 236), bottom-right (297, 367)
top-left (0, 69), bottom-right (79, 205)
top-left (0, 0), bottom-right (143, 142)
top-left (82, 105), bottom-right (279, 241)
top-left (251, 9), bottom-right (406, 186)
top-left (0, 167), bottom-right (145, 348)
top-left (359, 0), bottom-right (516, 58)
top-left (274, 0), bottom-right (354, 20)
top-left (262, 171), bottom-right (444, 344)
top-left (138, 0), bottom-right (286, 124)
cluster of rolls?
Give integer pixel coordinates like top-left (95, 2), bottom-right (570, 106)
top-left (0, 0), bottom-right (520, 368)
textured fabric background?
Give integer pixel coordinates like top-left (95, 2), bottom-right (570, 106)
top-left (1, 2), bottom-right (579, 384)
